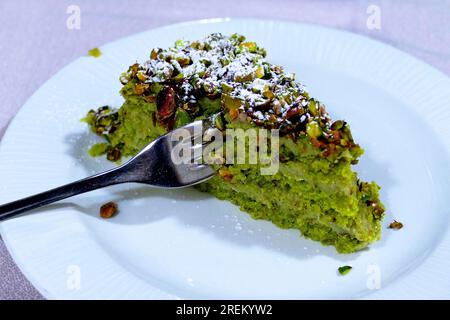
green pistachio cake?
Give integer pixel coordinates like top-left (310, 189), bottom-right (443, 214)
top-left (84, 33), bottom-right (385, 253)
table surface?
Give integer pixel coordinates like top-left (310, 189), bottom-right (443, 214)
top-left (0, 0), bottom-right (449, 300)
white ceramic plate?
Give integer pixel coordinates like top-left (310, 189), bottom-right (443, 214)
top-left (1, 19), bottom-right (450, 299)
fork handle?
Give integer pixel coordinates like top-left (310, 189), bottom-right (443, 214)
top-left (0, 167), bottom-right (130, 221)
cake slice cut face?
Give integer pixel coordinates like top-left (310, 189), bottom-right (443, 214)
top-left (84, 33), bottom-right (385, 253)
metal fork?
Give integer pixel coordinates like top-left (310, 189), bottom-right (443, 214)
top-left (0, 120), bottom-right (215, 221)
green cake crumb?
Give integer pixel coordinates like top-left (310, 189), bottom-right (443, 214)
top-left (88, 47), bottom-right (102, 58)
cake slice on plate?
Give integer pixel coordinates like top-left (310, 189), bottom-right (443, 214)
top-left (84, 33), bottom-right (385, 253)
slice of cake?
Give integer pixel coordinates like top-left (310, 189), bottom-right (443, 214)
top-left (84, 33), bottom-right (385, 253)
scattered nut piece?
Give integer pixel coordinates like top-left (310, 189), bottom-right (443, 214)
top-left (338, 265), bottom-right (352, 275)
top-left (229, 108), bottom-right (239, 120)
top-left (100, 201), bottom-right (118, 219)
top-left (388, 220), bottom-right (403, 230)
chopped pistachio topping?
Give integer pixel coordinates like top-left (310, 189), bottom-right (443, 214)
top-left (100, 201), bottom-right (118, 219)
top-left (388, 220), bottom-right (403, 230)
top-left (83, 33), bottom-right (387, 253)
